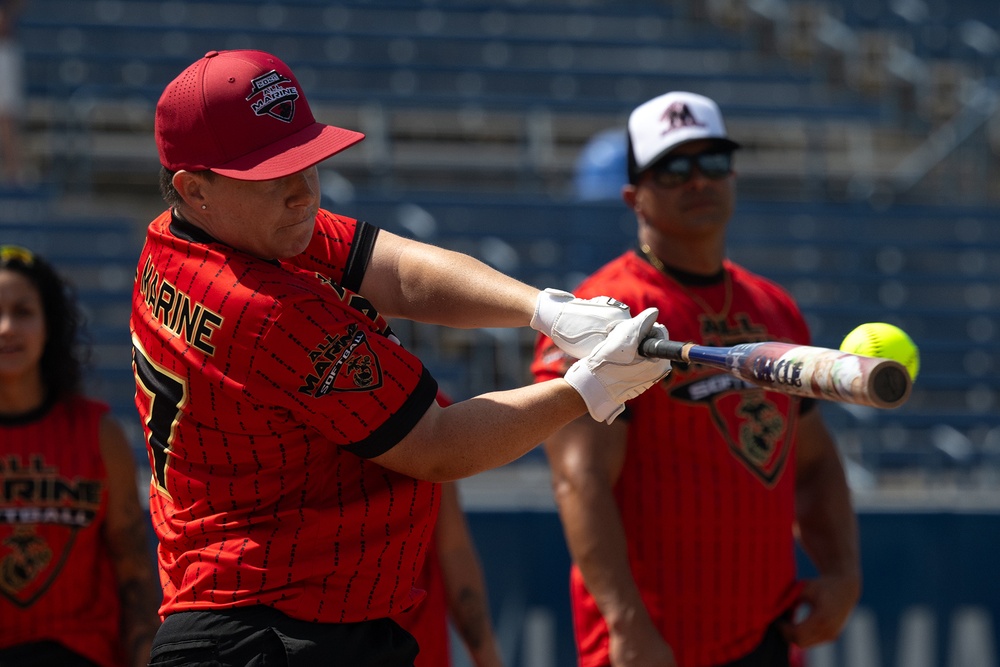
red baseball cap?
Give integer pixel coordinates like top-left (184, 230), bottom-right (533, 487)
top-left (155, 50), bottom-right (364, 181)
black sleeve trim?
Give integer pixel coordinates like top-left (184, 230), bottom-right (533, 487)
top-left (343, 366), bottom-right (439, 459)
top-left (342, 221), bottom-right (379, 293)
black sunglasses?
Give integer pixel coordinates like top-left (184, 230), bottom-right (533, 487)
top-left (647, 151), bottom-right (734, 188)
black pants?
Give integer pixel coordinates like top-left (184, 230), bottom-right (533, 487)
top-left (148, 606), bottom-right (419, 667)
top-left (721, 619), bottom-right (791, 667)
top-left (0, 641), bottom-right (99, 667)
top-left (596, 617), bottom-right (791, 667)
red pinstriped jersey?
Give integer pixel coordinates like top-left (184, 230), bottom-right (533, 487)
top-left (532, 251), bottom-right (809, 667)
top-left (131, 209), bottom-right (439, 623)
top-left (394, 393), bottom-right (452, 667)
top-left (0, 396), bottom-right (123, 667)
top-left (395, 535), bottom-right (450, 666)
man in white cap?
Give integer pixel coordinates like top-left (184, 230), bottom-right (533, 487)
top-left (132, 50), bottom-right (671, 666)
top-left (533, 92), bottom-right (860, 667)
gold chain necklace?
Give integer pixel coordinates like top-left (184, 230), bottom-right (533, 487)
top-left (639, 243), bottom-right (733, 318)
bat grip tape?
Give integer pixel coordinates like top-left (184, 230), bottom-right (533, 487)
top-left (638, 338), bottom-right (691, 362)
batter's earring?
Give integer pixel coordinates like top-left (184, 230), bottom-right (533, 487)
top-left (201, 204), bottom-right (208, 210)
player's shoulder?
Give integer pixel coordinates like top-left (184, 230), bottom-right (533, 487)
top-left (573, 250), bottom-right (642, 298)
top-left (70, 393), bottom-right (111, 414)
top-left (726, 260), bottom-right (798, 305)
top-left (316, 208), bottom-right (358, 231)
top-left (727, 260), bottom-right (809, 339)
top-left (571, 251), bottom-right (664, 318)
top-left (54, 393), bottom-right (110, 420)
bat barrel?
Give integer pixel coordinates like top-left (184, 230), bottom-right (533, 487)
top-left (868, 361), bottom-right (912, 409)
top-left (725, 342), bottom-right (912, 409)
top-left (639, 338), bottom-right (913, 409)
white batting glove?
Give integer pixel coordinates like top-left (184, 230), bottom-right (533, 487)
top-left (530, 288), bottom-right (632, 359)
top-left (564, 308), bottom-right (671, 424)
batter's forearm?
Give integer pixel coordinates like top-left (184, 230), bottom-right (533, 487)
top-left (372, 380), bottom-right (587, 481)
top-left (400, 251), bottom-right (538, 327)
top-left (367, 232), bottom-right (538, 327)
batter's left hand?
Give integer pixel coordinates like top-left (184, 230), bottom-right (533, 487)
top-left (780, 573), bottom-right (860, 648)
top-left (530, 288), bottom-right (632, 359)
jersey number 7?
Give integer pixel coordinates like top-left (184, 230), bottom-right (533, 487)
top-left (132, 337), bottom-right (187, 499)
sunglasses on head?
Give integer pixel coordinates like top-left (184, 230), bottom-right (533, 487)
top-left (0, 245), bottom-right (35, 267)
top-left (647, 151), bottom-right (733, 188)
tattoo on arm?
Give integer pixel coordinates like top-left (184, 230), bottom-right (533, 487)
top-left (119, 578), bottom-right (160, 664)
top-left (109, 498), bottom-right (161, 666)
top-left (453, 587), bottom-right (490, 650)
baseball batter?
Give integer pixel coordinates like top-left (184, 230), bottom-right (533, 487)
top-left (132, 50), bottom-right (671, 667)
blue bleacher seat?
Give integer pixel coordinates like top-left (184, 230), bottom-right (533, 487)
top-left (10, 0), bottom-right (999, 481)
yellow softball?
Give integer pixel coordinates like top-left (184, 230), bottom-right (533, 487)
top-left (840, 322), bottom-right (920, 381)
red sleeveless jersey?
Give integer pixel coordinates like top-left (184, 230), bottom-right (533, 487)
top-left (0, 396), bottom-right (124, 667)
top-left (533, 252), bottom-right (808, 666)
top-left (130, 209), bottom-right (439, 623)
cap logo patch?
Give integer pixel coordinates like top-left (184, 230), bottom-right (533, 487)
top-left (246, 69), bottom-right (298, 123)
top-left (660, 102), bottom-right (705, 135)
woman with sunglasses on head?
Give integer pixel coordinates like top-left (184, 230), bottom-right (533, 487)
top-left (0, 246), bottom-right (161, 667)
top-left (533, 92), bottom-right (860, 667)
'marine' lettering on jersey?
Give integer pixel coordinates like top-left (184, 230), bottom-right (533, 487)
top-left (138, 256), bottom-right (224, 355)
top-left (0, 455), bottom-right (101, 526)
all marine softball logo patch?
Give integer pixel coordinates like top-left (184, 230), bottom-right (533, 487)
top-left (711, 390), bottom-right (794, 487)
top-left (299, 324), bottom-right (384, 397)
top-left (246, 69), bottom-right (298, 123)
top-left (0, 527), bottom-right (56, 606)
top-left (668, 373), bottom-right (794, 487)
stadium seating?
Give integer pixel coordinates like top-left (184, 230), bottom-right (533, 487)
top-left (19, 0), bottom-right (907, 199)
top-left (7, 0), bottom-right (1000, 486)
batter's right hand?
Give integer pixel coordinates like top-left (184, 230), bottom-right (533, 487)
top-left (530, 288), bottom-right (632, 359)
top-left (563, 307), bottom-right (671, 424)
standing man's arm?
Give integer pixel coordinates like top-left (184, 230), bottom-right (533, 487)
top-left (435, 482), bottom-right (505, 667)
top-left (781, 407), bottom-right (861, 648)
top-left (545, 416), bottom-right (677, 667)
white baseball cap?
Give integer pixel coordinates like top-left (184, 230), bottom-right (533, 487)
top-left (626, 91), bottom-right (740, 183)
